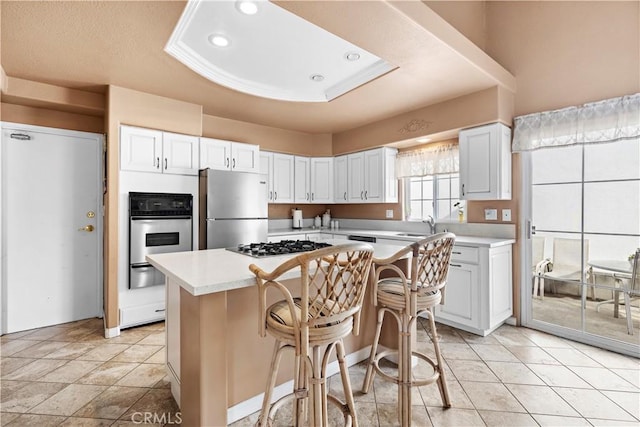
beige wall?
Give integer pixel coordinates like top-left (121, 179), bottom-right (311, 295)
top-left (485, 1), bottom-right (640, 116)
top-left (202, 115), bottom-right (332, 156)
top-left (1, 103), bottom-right (104, 133)
top-left (332, 86), bottom-right (513, 155)
top-left (425, 1), bottom-right (487, 51)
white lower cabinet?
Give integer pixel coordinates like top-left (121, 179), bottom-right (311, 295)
top-left (435, 243), bottom-right (513, 336)
top-left (438, 263), bottom-right (479, 329)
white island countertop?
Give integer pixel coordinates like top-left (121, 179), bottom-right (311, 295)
top-left (146, 239), bottom-right (406, 297)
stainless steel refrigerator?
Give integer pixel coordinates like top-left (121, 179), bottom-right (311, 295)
top-left (199, 169), bottom-right (268, 249)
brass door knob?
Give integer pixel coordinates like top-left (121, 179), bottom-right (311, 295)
top-left (78, 225), bottom-right (94, 232)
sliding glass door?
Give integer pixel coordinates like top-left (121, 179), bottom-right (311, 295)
top-left (522, 137), bottom-right (640, 355)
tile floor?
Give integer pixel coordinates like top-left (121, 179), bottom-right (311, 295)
top-left (1, 317), bottom-right (639, 426)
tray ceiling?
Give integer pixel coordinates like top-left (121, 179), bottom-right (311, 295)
top-left (0, 0), bottom-right (515, 134)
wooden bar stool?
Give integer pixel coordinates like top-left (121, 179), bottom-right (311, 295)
top-left (361, 233), bottom-right (455, 426)
top-left (249, 243), bottom-right (374, 427)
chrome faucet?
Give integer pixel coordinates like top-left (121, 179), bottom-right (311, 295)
top-left (423, 215), bottom-right (436, 234)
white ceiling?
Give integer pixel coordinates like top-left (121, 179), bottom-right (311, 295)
top-left (165, 0), bottom-right (396, 102)
top-left (0, 0), bottom-right (515, 134)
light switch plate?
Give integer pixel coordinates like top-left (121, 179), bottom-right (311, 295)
top-left (502, 209), bottom-right (512, 222)
top-left (385, 209), bottom-right (394, 218)
top-left (484, 208), bottom-right (498, 221)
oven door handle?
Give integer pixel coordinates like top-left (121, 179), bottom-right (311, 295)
top-left (131, 262), bottom-right (153, 268)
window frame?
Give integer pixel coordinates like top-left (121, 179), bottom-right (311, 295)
top-left (403, 173), bottom-right (462, 222)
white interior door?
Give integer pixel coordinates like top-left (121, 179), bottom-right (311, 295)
top-left (1, 124), bottom-right (102, 334)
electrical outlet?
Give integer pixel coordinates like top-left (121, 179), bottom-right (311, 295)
top-left (502, 209), bottom-right (512, 222)
top-left (385, 209), bottom-right (394, 218)
top-left (484, 208), bottom-right (498, 221)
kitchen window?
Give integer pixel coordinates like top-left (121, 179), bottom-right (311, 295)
top-left (396, 142), bottom-right (461, 222)
top-left (404, 173), bottom-right (463, 221)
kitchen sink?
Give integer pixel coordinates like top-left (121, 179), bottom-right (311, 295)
top-left (394, 232), bottom-right (427, 237)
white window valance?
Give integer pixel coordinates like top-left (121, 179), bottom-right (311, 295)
top-left (396, 143), bottom-right (459, 178)
top-left (512, 93), bottom-right (640, 151)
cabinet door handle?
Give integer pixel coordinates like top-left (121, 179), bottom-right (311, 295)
top-left (450, 263), bottom-right (462, 268)
top-left (156, 157), bottom-right (160, 169)
top-left (344, 192), bottom-right (347, 200)
top-left (226, 157), bottom-right (230, 168)
top-left (360, 191), bottom-right (363, 200)
top-left (311, 193), bottom-right (314, 201)
top-left (233, 158), bottom-right (236, 169)
top-left (270, 191), bottom-right (273, 201)
top-left (274, 191), bottom-right (277, 200)
top-left (462, 183), bottom-right (465, 196)
top-left (364, 190), bottom-right (368, 200)
top-left (453, 251), bottom-right (462, 255)
top-left (306, 192), bottom-right (309, 201)
top-left (164, 158), bottom-right (168, 170)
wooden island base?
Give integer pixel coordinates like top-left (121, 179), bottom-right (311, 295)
top-left (169, 276), bottom-right (380, 427)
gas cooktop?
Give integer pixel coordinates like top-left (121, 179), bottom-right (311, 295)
top-left (227, 240), bottom-right (332, 258)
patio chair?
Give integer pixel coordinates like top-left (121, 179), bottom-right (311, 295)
top-left (532, 236), bottom-right (551, 299)
top-left (619, 248), bottom-right (639, 335)
top-left (541, 238), bottom-right (589, 297)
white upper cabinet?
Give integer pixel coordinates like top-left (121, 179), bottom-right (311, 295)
top-left (232, 141), bottom-right (260, 172)
top-left (459, 122), bottom-right (512, 200)
top-left (259, 151), bottom-right (274, 203)
top-left (310, 157), bottom-right (333, 203)
top-left (200, 137), bottom-right (259, 173)
top-left (120, 125), bottom-right (198, 175)
top-left (162, 132), bottom-right (200, 175)
top-left (347, 147), bottom-right (398, 203)
top-left (347, 152), bottom-right (365, 202)
top-left (272, 153), bottom-right (295, 203)
top-left (293, 156), bottom-right (334, 204)
top-left (333, 155), bottom-right (348, 204)
top-left (294, 156), bottom-right (311, 203)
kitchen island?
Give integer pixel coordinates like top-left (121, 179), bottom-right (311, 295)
top-left (147, 240), bottom-right (405, 427)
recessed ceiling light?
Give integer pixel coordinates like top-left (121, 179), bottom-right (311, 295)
top-left (236, 1), bottom-right (258, 15)
top-left (416, 138), bottom-right (431, 143)
top-left (345, 52), bottom-right (361, 61)
top-left (310, 74), bottom-right (325, 82)
top-left (209, 34), bottom-right (230, 47)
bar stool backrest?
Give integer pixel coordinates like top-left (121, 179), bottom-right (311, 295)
top-left (373, 232), bottom-right (456, 315)
top-left (251, 242), bottom-right (374, 340)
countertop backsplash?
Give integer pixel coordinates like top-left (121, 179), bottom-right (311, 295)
top-left (268, 218), bottom-right (515, 240)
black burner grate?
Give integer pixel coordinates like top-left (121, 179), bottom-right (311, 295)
top-left (227, 240), bottom-right (332, 257)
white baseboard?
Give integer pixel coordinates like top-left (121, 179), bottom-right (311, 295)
top-left (226, 345), bottom-right (372, 424)
top-left (104, 326), bottom-right (120, 338)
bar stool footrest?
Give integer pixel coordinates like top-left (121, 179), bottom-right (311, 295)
top-left (261, 391), bottom-right (355, 427)
top-left (370, 349), bottom-right (441, 387)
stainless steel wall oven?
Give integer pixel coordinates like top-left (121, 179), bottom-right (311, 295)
top-left (129, 192), bottom-right (193, 289)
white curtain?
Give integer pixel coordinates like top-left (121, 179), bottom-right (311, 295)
top-left (396, 143), bottom-right (458, 178)
top-left (512, 93), bottom-right (640, 151)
